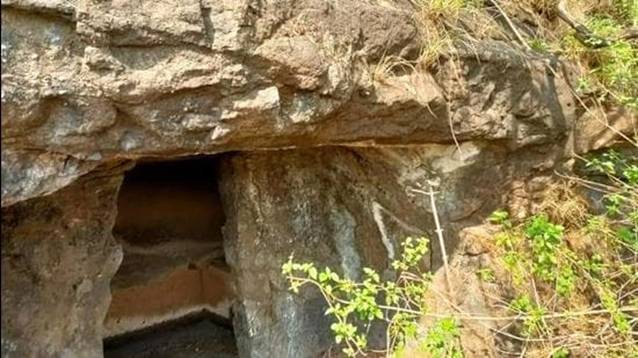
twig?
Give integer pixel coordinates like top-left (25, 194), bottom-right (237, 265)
top-left (407, 184), bottom-right (452, 292)
top-left (427, 182), bottom-right (451, 293)
top-left (556, 0), bottom-right (610, 48)
top-left (487, 0), bottom-right (531, 50)
top-left (448, 111), bottom-right (464, 156)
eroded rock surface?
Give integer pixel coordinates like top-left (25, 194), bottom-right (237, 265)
top-left (2, 0), bottom-right (635, 357)
top-left (1, 0), bottom-right (584, 206)
top-left (218, 144), bottom-right (562, 357)
top-left (1, 165), bottom-right (125, 357)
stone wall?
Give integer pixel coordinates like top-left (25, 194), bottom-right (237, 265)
top-left (1, 0), bottom-right (585, 207)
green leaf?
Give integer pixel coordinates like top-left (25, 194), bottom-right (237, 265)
top-left (308, 267), bottom-right (318, 280)
top-left (319, 272), bottom-right (328, 282)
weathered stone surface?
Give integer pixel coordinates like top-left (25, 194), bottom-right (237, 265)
top-left (0, 0), bottom-right (627, 357)
top-left (1, 150), bottom-right (102, 207)
top-left (218, 143), bottom-right (562, 357)
top-left (1, 0), bottom-right (578, 206)
top-left (410, 224), bottom-right (503, 358)
top-left (571, 106), bottom-right (637, 154)
top-left (1, 165), bottom-right (125, 357)
top-left (219, 148), bottom-right (427, 357)
top-left (0, 0), bottom-right (75, 17)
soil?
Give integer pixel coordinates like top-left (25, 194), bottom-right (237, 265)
top-left (103, 311), bottom-right (238, 358)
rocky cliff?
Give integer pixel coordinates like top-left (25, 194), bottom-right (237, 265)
top-left (1, 0), bottom-right (634, 357)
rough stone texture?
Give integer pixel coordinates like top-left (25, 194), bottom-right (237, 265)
top-left (1, 150), bottom-right (101, 207)
top-left (1, 164), bottom-right (125, 357)
top-left (218, 144), bottom-right (562, 357)
top-left (1, 0), bottom-right (633, 357)
top-left (1, 0), bottom-right (580, 206)
top-left (410, 225), bottom-right (505, 358)
top-left (571, 106), bottom-right (637, 154)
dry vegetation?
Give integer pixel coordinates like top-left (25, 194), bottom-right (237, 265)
top-left (374, 0), bottom-right (638, 112)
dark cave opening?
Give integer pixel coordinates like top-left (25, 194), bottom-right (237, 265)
top-left (103, 155), bottom-right (237, 357)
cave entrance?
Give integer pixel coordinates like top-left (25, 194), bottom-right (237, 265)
top-left (103, 156), bottom-right (237, 357)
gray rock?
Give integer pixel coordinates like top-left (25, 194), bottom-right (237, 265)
top-left (1, 166), bottom-right (124, 357)
top-left (217, 144), bottom-right (558, 357)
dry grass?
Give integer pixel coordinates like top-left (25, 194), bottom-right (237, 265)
top-left (537, 181), bottom-right (591, 228)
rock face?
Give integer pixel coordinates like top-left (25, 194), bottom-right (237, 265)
top-left (218, 143), bottom-right (567, 357)
top-left (1, 0), bottom-right (636, 357)
top-left (1, 0), bottom-right (583, 206)
top-left (1, 165), bottom-right (125, 357)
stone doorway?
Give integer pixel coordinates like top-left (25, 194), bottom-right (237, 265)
top-left (102, 156), bottom-right (236, 356)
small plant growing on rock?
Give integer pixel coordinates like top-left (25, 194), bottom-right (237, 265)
top-left (282, 236), bottom-right (463, 357)
top-left (485, 149), bottom-right (637, 356)
top-left (418, 317), bottom-right (463, 358)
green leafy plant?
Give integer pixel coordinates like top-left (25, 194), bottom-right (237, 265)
top-left (573, 13), bottom-right (638, 107)
top-left (551, 346), bottom-right (570, 358)
top-left (525, 215), bottom-right (565, 281)
top-left (282, 237), bottom-right (439, 357)
top-left (419, 318), bottom-right (463, 358)
top-left (586, 150), bottom-right (638, 219)
top-left (476, 268), bottom-right (495, 282)
top-left (509, 294), bottom-right (548, 337)
top-left (529, 38), bottom-right (550, 53)
top-left (283, 147), bottom-right (636, 357)
top-left (488, 209), bottom-right (511, 227)
top-left (486, 150), bottom-right (637, 355)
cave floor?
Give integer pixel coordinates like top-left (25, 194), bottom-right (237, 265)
top-left (103, 312), bottom-right (238, 358)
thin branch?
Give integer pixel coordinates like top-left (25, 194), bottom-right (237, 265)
top-left (407, 184), bottom-right (452, 292)
top-left (487, 0), bottom-right (531, 50)
top-left (556, 0), bottom-right (609, 48)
